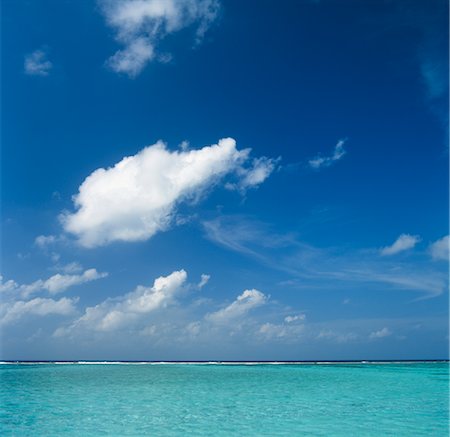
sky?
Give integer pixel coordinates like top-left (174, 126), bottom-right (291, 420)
top-left (1, 0), bottom-right (448, 361)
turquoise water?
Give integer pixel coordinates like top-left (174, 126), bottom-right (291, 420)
top-left (1, 362), bottom-right (448, 436)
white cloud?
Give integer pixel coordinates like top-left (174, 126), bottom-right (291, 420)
top-left (24, 50), bottom-right (52, 76)
top-left (1, 269), bottom-right (107, 298)
top-left (369, 327), bottom-right (391, 339)
top-left (316, 330), bottom-right (359, 343)
top-left (62, 138), bottom-right (276, 248)
top-left (1, 297), bottom-right (77, 326)
top-left (309, 139), bottom-right (346, 169)
top-left (259, 322), bottom-right (286, 339)
top-left (284, 314), bottom-right (305, 323)
top-left (184, 321), bottom-right (201, 336)
top-left (33, 269), bottom-right (108, 295)
top-left (206, 289), bottom-right (267, 324)
top-left (107, 36), bottom-right (154, 77)
top-left (429, 235), bottom-right (449, 261)
top-left (35, 234), bottom-right (57, 248)
top-left (100, 0), bottom-right (220, 77)
top-left (381, 234), bottom-right (421, 256)
top-left (0, 276), bottom-right (19, 294)
top-left (198, 274), bottom-right (210, 289)
top-left (58, 269), bottom-right (187, 333)
top-left (259, 322), bottom-right (305, 340)
top-left (57, 262), bottom-right (84, 274)
top-left (226, 156), bottom-right (279, 192)
top-left (259, 314), bottom-right (307, 341)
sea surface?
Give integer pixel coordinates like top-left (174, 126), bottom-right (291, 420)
top-left (0, 361), bottom-right (448, 436)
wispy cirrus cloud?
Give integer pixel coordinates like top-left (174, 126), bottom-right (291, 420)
top-left (99, 0), bottom-right (220, 77)
top-left (202, 215), bottom-right (297, 260)
top-left (24, 49), bottom-right (52, 76)
top-left (308, 139), bottom-right (347, 169)
top-left (62, 138), bottom-right (276, 248)
top-left (380, 234), bottom-right (421, 256)
top-left (202, 215), bottom-right (446, 298)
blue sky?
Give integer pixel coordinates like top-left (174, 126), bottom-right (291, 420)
top-left (1, 0), bottom-right (448, 361)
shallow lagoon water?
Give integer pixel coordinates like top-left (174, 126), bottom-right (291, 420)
top-left (1, 362), bottom-right (448, 436)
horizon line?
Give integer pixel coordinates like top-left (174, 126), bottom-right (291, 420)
top-left (1, 359), bottom-right (448, 365)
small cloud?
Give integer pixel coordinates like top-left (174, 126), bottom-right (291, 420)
top-left (24, 49), bottom-right (52, 76)
top-left (284, 314), bottom-right (305, 323)
top-left (316, 329), bottom-right (358, 343)
top-left (429, 235), bottom-right (449, 261)
top-left (100, 0), bottom-right (221, 77)
top-left (30, 269), bottom-right (108, 296)
top-left (50, 252), bottom-right (61, 263)
top-left (258, 315), bottom-right (306, 341)
top-left (421, 60), bottom-right (448, 101)
top-left (226, 156), bottom-right (280, 192)
top-left (259, 323), bottom-right (289, 339)
top-left (198, 274), bottom-right (210, 289)
top-left (107, 36), bottom-right (154, 78)
top-left (157, 52), bottom-right (173, 64)
top-left (342, 298), bottom-right (351, 305)
top-left (35, 234), bottom-right (57, 248)
top-left (140, 325), bottom-right (158, 336)
top-left (369, 327), bottom-right (391, 339)
top-left (309, 139), bottom-right (347, 169)
top-left (35, 235), bottom-right (67, 264)
top-left (55, 262), bottom-right (84, 274)
top-left (1, 269), bottom-right (108, 298)
top-left (206, 289), bottom-right (267, 324)
top-left (380, 234), bottom-right (421, 256)
top-left (185, 321), bottom-right (201, 336)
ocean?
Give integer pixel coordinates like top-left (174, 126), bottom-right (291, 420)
top-left (1, 361), bottom-right (448, 436)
